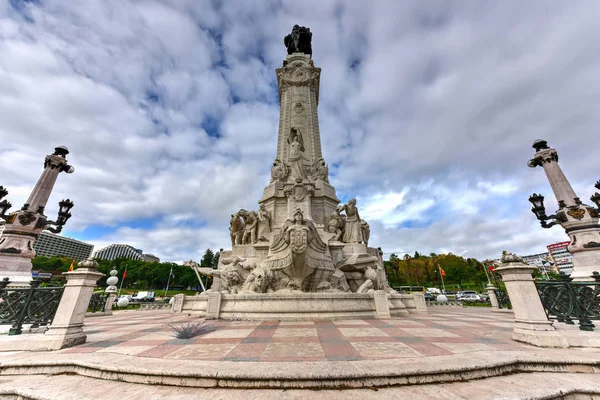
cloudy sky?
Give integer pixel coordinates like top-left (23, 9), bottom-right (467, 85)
top-left (1, 1), bottom-right (599, 262)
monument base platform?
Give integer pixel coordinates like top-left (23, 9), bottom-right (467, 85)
top-left (176, 291), bottom-right (425, 320)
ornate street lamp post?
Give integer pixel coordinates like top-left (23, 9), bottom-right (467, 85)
top-left (528, 140), bottom-right (600, 281)
top-left (0, 146), bottom-right (75, 286)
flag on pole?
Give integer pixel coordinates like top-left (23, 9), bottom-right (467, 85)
top-left (123, 269), bottom-right (127, 279)
top-left (68, 260), bottom-right (74, 272)
top-left (439, 266), bottom-right (447, 276)
top-left (487, 262), bottom-right (495, 272)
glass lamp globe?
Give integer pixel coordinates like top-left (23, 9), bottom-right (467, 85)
top-left (106, 269), bottom-right (118, 286)
top-left (117, 298), bottom-right (129, 307)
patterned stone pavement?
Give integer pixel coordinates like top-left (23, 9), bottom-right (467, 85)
top-left (60, 307), bottom-right (531, 362)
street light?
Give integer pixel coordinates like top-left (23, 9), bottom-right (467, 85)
top-left (45, 199), bottom-right (75, 234)
top-left (528, 193), bottom-right (562, 229)
top-left (0, 186), bottom-right (11, 219)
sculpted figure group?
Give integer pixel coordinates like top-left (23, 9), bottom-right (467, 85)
top-left (327, 199), bottom-right (370, 245)
top-left (270, 128), bottom-right (330, 184)
top-left (229, 206), bottom-right (272, 246)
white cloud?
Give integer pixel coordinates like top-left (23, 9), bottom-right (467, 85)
top-left (1, 1), bottom-right (598, 263)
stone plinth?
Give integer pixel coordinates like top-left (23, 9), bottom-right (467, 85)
top-left (41, 261), bottom-right (104, 349)
top-left (179, 292), bottom-right (421, 320)
top-left (486, 283), bottom-right (500, 312)
top-left (495, 262), bottom-right (568, 347)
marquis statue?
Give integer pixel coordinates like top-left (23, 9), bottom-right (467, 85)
top-left (257, 204), bottom-right (272, 241)
top-left (341, 198), bottom-right (363, 243)
top-left (311, 157), bottom-right (329, 182)
top-left (288, 128), bottom-right (307, 180)
top-left (270, 158), bottom-right (288, 182)
top-left (264, 208), bottom-right (335, 291)
top-left (284, 24), bottom-right (312, 56)
top-left (229, 213), bottom-right (245, 246)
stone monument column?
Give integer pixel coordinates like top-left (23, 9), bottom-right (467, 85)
top-left (261, 35), bottom-right (339, 229)
top-left (528, 140), bottom-right (600, 281)
top-left (0, 146), bottom-right (74, 286)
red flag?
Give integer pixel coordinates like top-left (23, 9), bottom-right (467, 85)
top-left (439, 266), bottom-right (447, 276)
top-left (487, 263), bottom-right (495, 272)
top-left (122, 270), bottom-right (127, 279)
top-left (68, 260), bottom-right (74, 272)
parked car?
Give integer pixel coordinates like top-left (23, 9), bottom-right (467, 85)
top-left (443, 290), bottom-right (456, 295)
top-left (460, 294), bottom-right (484, 302)
top-left (130, 291), bottom-right (156, 302)
top-left (456, 290), bottom-right (477, 300)
top-left (424, 292), bottom-right (436, 301)
top-left (118, 295), bottom-right (132, 302)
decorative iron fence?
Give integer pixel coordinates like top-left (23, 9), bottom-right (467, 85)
top-left (0, 277), bottom-right (64, 335)
top-left (493, 289), bottom-right (512, 309)
top-left (535, 271), bottom-right (600, 331)
top-left (87, 293), bottom-right (108, 313)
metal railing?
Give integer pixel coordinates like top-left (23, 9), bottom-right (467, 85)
top-left (493, 289), bottom-right (512, 309)
top-left (0, 278), bottom-right (64, 335)
top-left (535, 271), bottom-right (600, 331)
top-left (87, 293), bottom-right (108, 313)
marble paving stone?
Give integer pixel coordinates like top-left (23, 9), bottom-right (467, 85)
top-left (270, 336), bottom-right (320, 343)
top-left (114, 340), bottom-right (169, 347)
top-left (332, 320), bottom-right (371, 325)
top-left (278, 321), bottom-right (314, 325)
top-left (224, 321), bottom-right (263, 327)
top-left (58, 347), bottom-right (98, 354)
top-left (246, 328), bottom-right (276, 338)
top-left (261, 342), bottom-right (324, 358)
top-left (272, 328), bottom-right (318, 337)
top-left (129, 332), bottom-right (174, 340)
top-left (164, 343), bottom-right (239, 359)
top-left (482, 322), bottom-right (517, 328)
top-left (96, 345), bottom-right (155, 356)
top-left (433, 342), bottom-right (497, 353)
top-left (193, 338), bottom-right (244, 345)
top-left (243, 337), bottom-right (270, 344)
top-left (225, 342), bottom-right (268, 358)
top-left (399, 328), bottom-right (459, 338)
top-left (321, 342), bottom-right (362, 358)
top-left (202, 329), bottom-right (255, 339)
top-left (350, 342), bottom-right (423, 358)
top-left (137, 344), bottom-right (184, 358)
top-left (338, 328), bottom-right (389, 337)
top-left (434, 321), bottom-right (476, 327)
top-left (85, 340), bottom-right (125, 348)
top-left (346, 336), bottom-right (398, 343)
top-left (384, 320), bottom-right (426, 326)
top-left (404, 342), bottom-right (454, 356)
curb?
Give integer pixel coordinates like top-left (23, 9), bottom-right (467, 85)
top-left (1, 350), bottom-right (599, 389)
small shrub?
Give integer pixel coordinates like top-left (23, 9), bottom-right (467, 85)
top-left (170, 321), bottom-right (216, 339)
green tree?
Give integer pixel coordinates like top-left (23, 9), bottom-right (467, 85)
top-left (200, 249), bottom-right (215, 268)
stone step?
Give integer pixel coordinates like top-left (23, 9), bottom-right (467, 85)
top-left (0, 349), bottom-right (599, 390)
top-left (0, 372), bottom-right (599, 399)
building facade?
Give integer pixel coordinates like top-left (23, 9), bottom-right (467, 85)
top-left (94, 244), bottom-right (159, 262)
top-left (33, 231), bottom-right (94, 261)
top-left (143, 253), bottom-right (160, 263)
top-left (522, 252), bottom-right (556, 276)
top-left (547, 241), bottom-right (574, 275)
top-left (94, 244), bottom-right (144, 261)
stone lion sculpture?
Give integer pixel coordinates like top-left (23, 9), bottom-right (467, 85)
top-left (501, 250), bottom-right (523, 264)
top-left (240, 264), bottom-right (273, 293)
